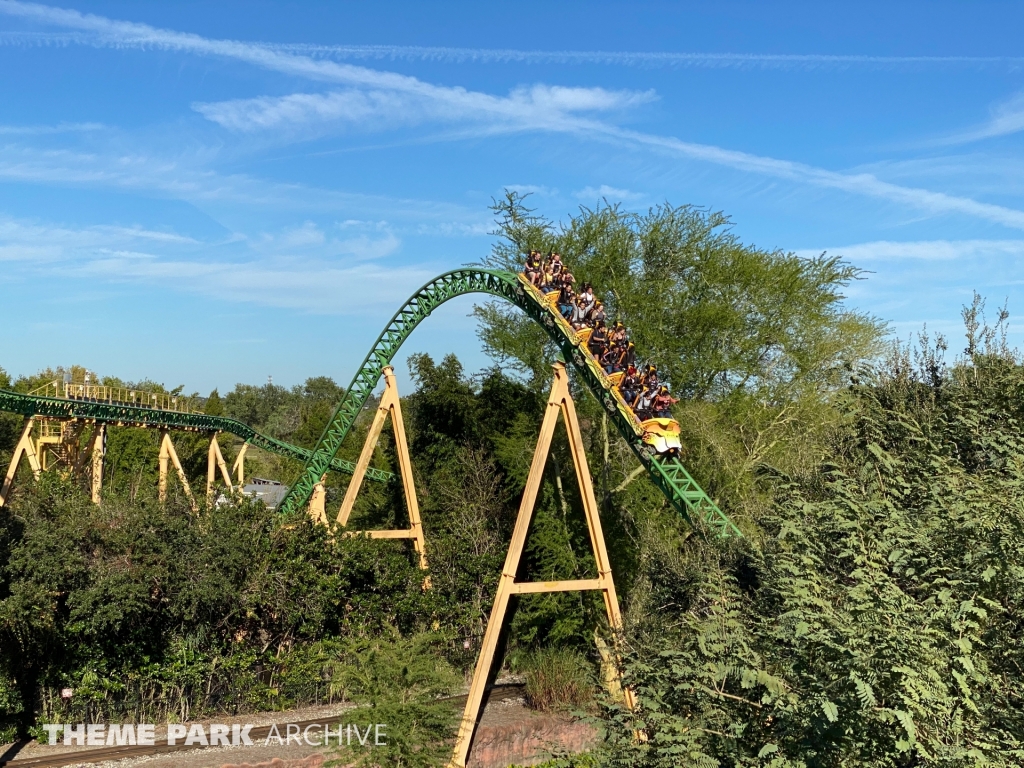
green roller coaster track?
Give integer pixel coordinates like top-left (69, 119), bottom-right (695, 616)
top-left (279, 268), bottom-right (741, 538)
top-left (0, 388), bottom-right (394, 484)
top-left (0, 268), bottom-right (739, 537)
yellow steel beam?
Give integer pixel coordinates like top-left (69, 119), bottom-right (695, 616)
top-left (0, 417), bottom-right (40, 508)
top-left (508, 579), bottom-right (604, 594)
top-left (448, 362), bottom-right (634, 768)
top-left (334, 366), bottom-right (429, 572)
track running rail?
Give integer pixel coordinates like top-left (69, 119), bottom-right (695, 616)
top-left (280, 269), bottom-right (740, 538)
top-left (0, 389), bottom-right (392, 483)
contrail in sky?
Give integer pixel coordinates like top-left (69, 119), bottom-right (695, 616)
top-left (265, 45), bottom-right (1024, 71)
top-left (2, 30), bottom-right (1023, 71)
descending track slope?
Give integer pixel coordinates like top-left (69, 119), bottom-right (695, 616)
top-left (0, 389), bottom-right (392, 483)
top-left (280, 269), bottom-right (741, 538)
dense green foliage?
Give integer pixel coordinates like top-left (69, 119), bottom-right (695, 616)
top-left (603, 342), bottom-right (1024, 766)
top-left (2, 195), bottom-right (1023, 768)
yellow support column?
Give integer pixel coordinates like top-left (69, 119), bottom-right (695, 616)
top-left (206, 434), bottom-right (234, 502)
top-left (309, 473), bottom-right (328, 525)
top-left (0, 418), bottom-right (41, 508)
top-left (233, 443), bottom-right (249, 487)
top-left (159, 430), bottom-right (196, 512)
top-left (449, 362), bottom-right (634, 768)
top-left (335, 366), bottom-right (428, 573)
top-left (90, 425), bottom-right (105, 504)
top-left (158, 429), bottom-right (170, 503)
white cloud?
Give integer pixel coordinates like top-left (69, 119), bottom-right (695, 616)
top-left (0, 216), bottom-right (198, 261)
top-left (504, 184), bottom-right (556, 197)
top-left (273, 221), bottom-right (326, 248)
top-left (0, 145), bottom-right (483, 225)
top-left (0, 1), bottom-right (653, 133)
top-left (5, 1), bottom-right (1024, 231)
top-left (78, 254), bottom-right (429, 314)
top-left (575, 184), bottom-right (644, 202)
top-left (192, 84), bottom-right (654, 134)
top-left (584, 123), bottom-right (1024, 230)
top-left (795, 238), bottom-right (1024, 262)
top-left (415, 221), bottom-right (491, 237)
top-left (0, 121), bottom-right (103, 134)
top-left (251, 222), bottom-right (399, 260)
top-left (0, 212), bottom-right (413, 313)
top-left (932, 91), bottom-right (1024, 146)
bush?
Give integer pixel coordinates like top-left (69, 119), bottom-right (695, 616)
top-left (521, 648), bottom-right (595, 713)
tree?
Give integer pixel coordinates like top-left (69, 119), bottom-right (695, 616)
top-left (475, 191), bottom-right (884, 508)
top-left (204, 389), bottom-right (224, 416)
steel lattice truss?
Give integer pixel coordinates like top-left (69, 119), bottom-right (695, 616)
top-left (0, 389), bottom-right (390, 483)
top-left (279, 269), bottom-right (741, 538)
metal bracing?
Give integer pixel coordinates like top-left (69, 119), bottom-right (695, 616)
top-left (0, 418), bottom-right (41, 508)
top-left (233, 443), bottom-right (248, 486)
top-left (279, 269), bottom-right (740, 538)
top-left (335, 366), bottom-right (429, 572)
top-left (206, 434), bottom-right (234, 501)
top-left (449, 363), bottom-right (634, 768)
top-left (158, 430), bottom-right (196, 512)
top-left (0, 389), bottom-right (394, 484)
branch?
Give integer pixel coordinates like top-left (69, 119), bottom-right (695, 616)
top-left (697, 684), bottom-right (763, 709)
top-left (612, 465), bottom-right (647, 494)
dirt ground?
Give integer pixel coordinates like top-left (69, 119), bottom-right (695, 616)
top-left (0, 692), bottom-right (598, 768)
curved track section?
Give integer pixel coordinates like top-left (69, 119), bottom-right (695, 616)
top-left (0, 389), bottom-right (392, 483)
top-left (280, 269), bottom-right (740, 538)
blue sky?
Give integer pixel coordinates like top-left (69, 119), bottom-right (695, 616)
top-left (2, 1), bottom-right (1024, 394)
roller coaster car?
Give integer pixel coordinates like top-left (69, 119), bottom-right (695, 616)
top-left (640, 417), bottom-right (683, 456)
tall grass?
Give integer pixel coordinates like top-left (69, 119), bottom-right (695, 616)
top-left (520, 648), bottom-right (595, 713)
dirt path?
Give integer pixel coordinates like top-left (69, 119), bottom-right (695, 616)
top-left (0, 684), bottom-right (598, 768)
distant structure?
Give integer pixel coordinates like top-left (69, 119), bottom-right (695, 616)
top-left (239, 478), bottom-right (289, 509)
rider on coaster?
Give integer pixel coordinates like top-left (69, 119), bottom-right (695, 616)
top-left (622, 341), bottom-right (636, 370)
top-left (541, 264), bottom-right (558, 294)
top-left (619, 365), bottom-right (641, 404)
top-left (601, 343), bottom-right (619, 374)
top-left (610, 321), bottom-right (627, 346)
top-left (641, 364), bottom-right (659, 391)
top-left (653, 386), bottom-right (679, 418)
top-left (634, 386), bottom-right (656, 421)
top-left (569, 295), bottom-right (589, 329)
top-left (524, 250), bottom-right (542, 286)
top-left (559, 283), bottom-right (576, 318)
top-left (522, 251), bottom-right (682, 431)
top-left (579, 283), bottom-right (595, 313)
top-left (588, 320), bottom-right (609, 357)
top-left (607, 342), bottom-right (630, 374)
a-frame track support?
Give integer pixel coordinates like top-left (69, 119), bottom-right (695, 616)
top-left (158, 429), bottom-right (197, 512)
top-left (206, 433), bottom-right (235, 501)
top-left (449, 361), bottom-right (634, 768)
top-left (233, 443), bottom-right (248, 487)
top-left (329, 366), bottom-right (428, 572)
top-left (0, 418), bottom-right (42, 509)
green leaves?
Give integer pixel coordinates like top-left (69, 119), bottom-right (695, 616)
top-left (604, 342), bottom-right (1024, 766)
top-left (819, 699), bottom-right (838, 723)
